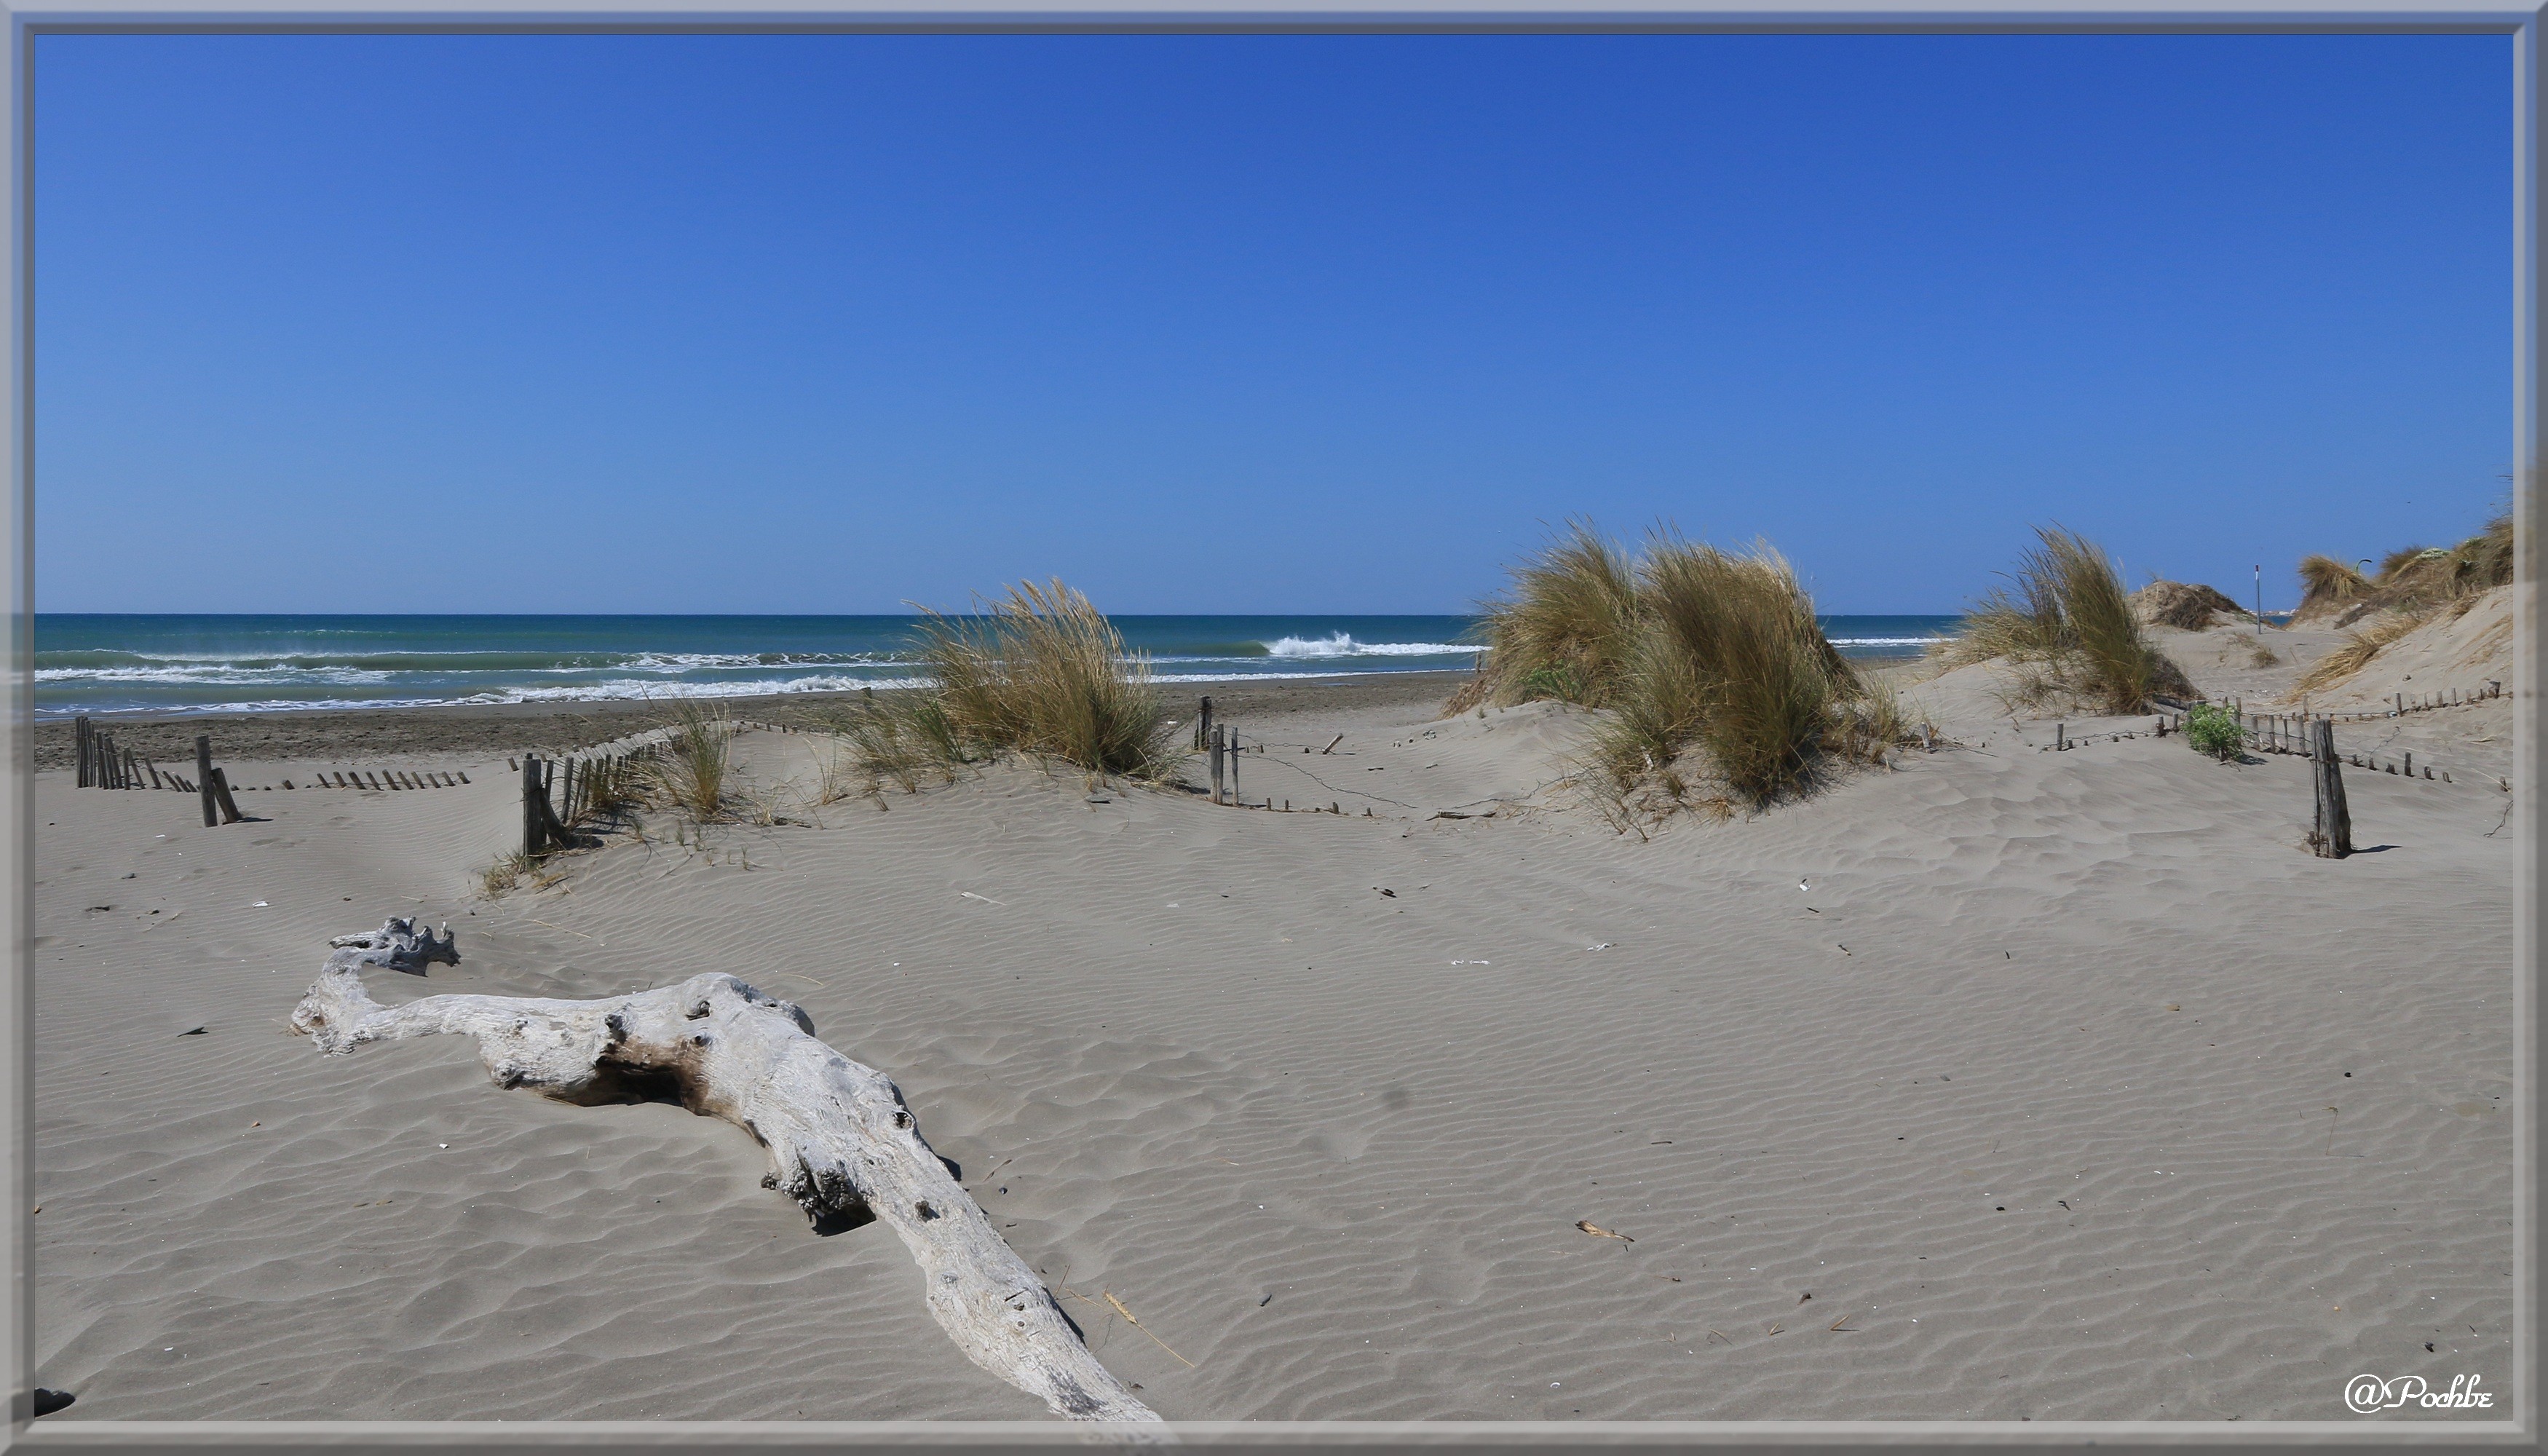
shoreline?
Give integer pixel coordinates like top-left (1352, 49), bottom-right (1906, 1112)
top-left (32, 670), bottom-right (1480, 770)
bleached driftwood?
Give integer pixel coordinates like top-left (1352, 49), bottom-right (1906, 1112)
top-left (292, 919), bottom-right (1160, 1424)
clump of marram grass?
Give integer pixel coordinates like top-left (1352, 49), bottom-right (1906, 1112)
top-left (2292, 507), bottom-right (2512, 624)
top-left (2295, 554), bottom-right (2375, 621)
top-left (1826, 682), bottom-right (1926, 767)
top-left (1459, 523), bottom-right (1921, 821)
top-left (1590, 537), bottom-right (1857, 807)
top-left (847, 579), bottom-right (1178, 788)
top-left (2290, 609), bottom-right (2434, 697)
top-left (1942, 525), bottom-right (2190, 714)
top-left (832, 692), bottom-right (971, 796)
top-left (643, 698), bottom-right (737, 820)
top-left (1463, 520), bottom-right (1645, 709)
top-left (1465, 521), bottom-right (1924, 821)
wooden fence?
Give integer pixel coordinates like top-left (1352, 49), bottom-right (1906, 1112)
top-left (2135, 682), bottom-right (2509, 791)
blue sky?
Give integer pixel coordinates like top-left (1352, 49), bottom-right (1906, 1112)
top-left (35, 33), bottom-right (2509, 614)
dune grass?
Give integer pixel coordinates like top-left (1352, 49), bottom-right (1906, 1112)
top-left (1465, 521), bottom-right (1645, 710)
top-left (2290, 609), bottom-right (2434, 697)
top-left (1461, 523), bottom-right (1898, 815)
top-left (644, 699), bottom-right (737, 820)
top-left (2295, 508), bottom-right (2512, 623)
top-left (1944, 526), bottom-right (2187, 713)
top-left (834, 694), bottom-right (972, 795)
top-left (568, 751), bottom-right (646, 823)
top-left (842, 579), bottom-right (1177, 791)
top-left (2295, 554), bottom-right (2374, 619)
top-left (1588, 537), bottom-right (1859, 806)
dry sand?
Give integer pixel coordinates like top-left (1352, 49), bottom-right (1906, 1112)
top-left (33, 641), bottom-right (2514, 1423)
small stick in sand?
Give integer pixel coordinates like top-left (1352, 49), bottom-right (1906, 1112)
top-left (1829, 1314), bottom-right (1856, 1332)
top-left (1321, 735), bottom-right (1344, 754)
top-left (1706, 1329), bottom-right (1730, 1345)
top-left (1103, 1291), bottom-right (1196, 1368)
top-left (1575, 1219), bottom-right (1634, 1242)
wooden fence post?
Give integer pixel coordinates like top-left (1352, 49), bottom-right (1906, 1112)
top-left (74, 716), bottom-right (91, 788)
top-left (209, 767), bottom-right (243, 823)
top-left (1209, 727), bottom-right (1225, 804)
top-left (523, 754), bottom-right (547, 857)
top-left (2311, 719), bottom-right (2352, 858)
top-left (1197, 696), bottom-right (1214, 753)
top-left (196, 736), bottom-right (218, 828)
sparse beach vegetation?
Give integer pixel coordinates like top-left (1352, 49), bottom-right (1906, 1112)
top-left (1460, 523), bottom-right (1913, 819)
top-left (2282, 507), bottom-right (2515, 693)
top-left (644, 698), bottom-right (738, 820)
top-left (1942, 525), bottom-right (2190, 713)
top-left (2182, 701), bottom-right (2246, 762)
top-left (2289, 608), bottom-right (2434, 697)
top-left (2295, 554), bottom-right (2375, 619)
top-left (2292, 508), bottom-right (2512, 624)
top-left (1452, 520), bottom-right (1643, 713)
top-left (844, 579), bottom-right (1179, 791)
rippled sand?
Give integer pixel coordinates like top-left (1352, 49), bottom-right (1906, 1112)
top-left (34, 653), bottom-right (2513, 1422)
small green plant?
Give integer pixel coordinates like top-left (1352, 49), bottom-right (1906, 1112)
top-left (2183, 702), bottom-right (2246, 762)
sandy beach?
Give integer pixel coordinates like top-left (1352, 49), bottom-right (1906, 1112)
top-left (33, 617), bottom-right (2515, 1423)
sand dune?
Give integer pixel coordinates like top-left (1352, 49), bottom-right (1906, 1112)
top-left (33, 665), bottom-right (2512, 1422)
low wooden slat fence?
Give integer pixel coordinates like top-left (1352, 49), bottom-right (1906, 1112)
top-left (2133, 682), bottom-right (2510, 791)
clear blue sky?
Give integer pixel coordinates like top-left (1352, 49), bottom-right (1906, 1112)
top-left (35, 33), bottom-right (2509, 615)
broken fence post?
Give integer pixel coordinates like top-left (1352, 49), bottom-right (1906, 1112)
top-left (2311, 719), bottom-right (2352, 858)
top-left (196, 735), bottom-right (218, 827)
top-left (523, 753), bottom-right (547, 857)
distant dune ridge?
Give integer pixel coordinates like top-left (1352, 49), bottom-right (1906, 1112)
top-left (2129, 580), bottom-right (2245, 632)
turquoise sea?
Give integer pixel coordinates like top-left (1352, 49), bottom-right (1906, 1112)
top-left (36, 614), bottom-right (1961, 719)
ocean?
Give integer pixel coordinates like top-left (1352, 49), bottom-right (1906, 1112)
top-left (36, 614), bottom-right (1961, 719)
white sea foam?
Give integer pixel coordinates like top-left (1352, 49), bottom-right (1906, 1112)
top-left (1262, 634), bottom-right (1481, 660)
top-left (37, 673), bottom-right (938, 717)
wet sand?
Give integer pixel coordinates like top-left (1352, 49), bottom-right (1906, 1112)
top-left (34, 671), bottom-right (1478, 772)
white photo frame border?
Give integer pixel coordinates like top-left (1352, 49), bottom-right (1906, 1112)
top-left (2, 7), bottom-right (2533, 1450)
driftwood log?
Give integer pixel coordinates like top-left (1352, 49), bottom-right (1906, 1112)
top-left (291, 919), bottom-right (1161, 1424)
